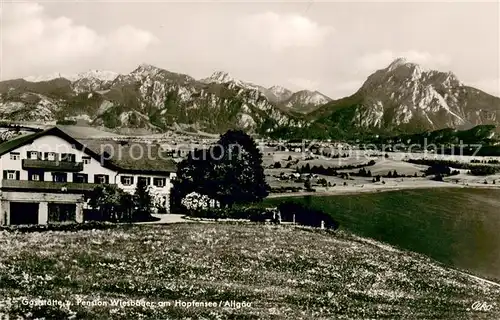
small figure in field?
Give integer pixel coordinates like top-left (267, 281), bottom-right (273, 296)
top-left (271, 209), bottom-right (281, 224)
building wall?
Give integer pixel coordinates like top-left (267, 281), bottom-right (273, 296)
top-left (0, 135), bottom-right (117, 182)
top-left (116, 173), bottom-right (175, 212)
top-left (0, 191), bottom-right (84, 225)
top-left (0, 133), bottom-right (176, 225)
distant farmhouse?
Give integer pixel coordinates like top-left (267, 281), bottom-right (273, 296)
top-left (0, 127), bottom-right (176, 225)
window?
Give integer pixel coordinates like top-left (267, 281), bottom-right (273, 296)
top-left (48, 203), bottom-right (76, 223)
top-left (153, 177), bottom-right (166, 187)
top-left (44, 152), bottom-right (57, 161)
top-left (120, 176), bottom-right (134, 186)
top-left (3, 170), bottom-right (20, 180)
top-left (138, 177), bottom-right (151, 185)
top-left (82, 157), bottom-right (91, 165)
top-left (73, 173), bottom-right (88, 183)
top-left (60, 153), bottom-right (76, 162)
top-left (94, 174), bottom-right (109, 184)
top-left (28, 151), bottom-right (40, 160)
top-left (9, 152), bottom-right (20, 160)
top-left (52, 172), bottom-right (67, 183)
top-left (28, 170), bottom-right (44, 181)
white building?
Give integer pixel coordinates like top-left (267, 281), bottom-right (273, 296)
top-left (0, 127), bottom-right (176, 225)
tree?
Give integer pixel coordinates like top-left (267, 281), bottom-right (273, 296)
top-left (304, 163), bottom-right (311, 173)
top-left (274, 161), bottom-right (282, 168)
top-left (304, 178), bottom-right (312, 191)
top-left (208, 130), bottom-right (269, 207)
top-left (170, 148), bottom-right (212, 213)
top-left (134, 179), bottom-right (153, 220)
top-left (119, 192), bottom-right (135, 221)
top-left (171, 130), bottom-right (269, 210)
top-left (86, 185), bottom-right (124, 222)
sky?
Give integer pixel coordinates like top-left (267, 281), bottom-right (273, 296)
top-left (1, 0), bottom-right (499, 98)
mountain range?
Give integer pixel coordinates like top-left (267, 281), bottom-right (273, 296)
top-left (0, 58), bottom-right (499, 139)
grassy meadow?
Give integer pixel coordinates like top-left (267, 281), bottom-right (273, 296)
top-left (0, 223), bottom-right (499, 319)
top-left (263, 188), bottom-right (500, 282)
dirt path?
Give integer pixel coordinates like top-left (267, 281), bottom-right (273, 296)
top-left (134, 214), bottom-right (188, 224)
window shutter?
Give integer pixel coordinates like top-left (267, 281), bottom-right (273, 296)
top-left (131, 176), bottom-right (135, 184)
top-left (15, 171), bottom-right (20, 180)
top-left (105, 175), bottom-right (109, 184)
top-left (44, 152), bottom-right (48, 160)
top-left (26, 152), bottom-right (30, 159)
top-left (3, 171), bottom-right (7, 179)
top-left (38, 152), bottom-right (42, 160)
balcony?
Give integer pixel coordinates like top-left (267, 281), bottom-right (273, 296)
top-left (22, 159), bottom-right (84, 172)
top-left (1, 180), bottom-right (115, 192)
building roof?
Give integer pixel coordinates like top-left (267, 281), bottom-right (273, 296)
top-left (78, 138), bottom-right (177, 174)
top-left (0, 126), bottom-right (176, 174)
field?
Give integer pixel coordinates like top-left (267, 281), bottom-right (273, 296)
top-left (1, 223), bottom-right (499, 319)
top-left (262, 149), bottom-right (500, 196)
top-left (263, 188), bottom-right (500, 282)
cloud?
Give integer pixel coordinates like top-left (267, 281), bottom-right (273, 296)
top-left (2, 3), bottom-right (158, 77)
top-left (358, 50), bottom-right (451, 71)
top-left (240, 12), bottom-right (334, 51)
top-left (287, 78), bottom-right (320, 91)
top-left (107, 25), bottom-right (159, 54)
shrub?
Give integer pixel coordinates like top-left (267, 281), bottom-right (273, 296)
top-left (270, 186), bottom-right (302, 193)
top-left (433, 174), bottom-right (444, 182)
top-left (188, 207), bottom-right (274, 222)
top-left (304, 179), bottom-right (312, 191)
top-left (317, 178), bottom-right (328, 186)
top-left (56, 119), bottom-right (77, 125)
top-left (425, 164), bottom-right (452, 176)
top-left (469, 166), bottom-right (499, 176)
top-left (248, 209), bottom-right (269, 222)
top-left (277, 202), bottom-right (339, 230)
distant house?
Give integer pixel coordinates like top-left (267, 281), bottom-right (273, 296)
top-left (0, 127), bottom-right (176, 226)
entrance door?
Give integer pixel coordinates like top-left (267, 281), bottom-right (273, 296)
top-left (10, 202), bottom-right (39, 225)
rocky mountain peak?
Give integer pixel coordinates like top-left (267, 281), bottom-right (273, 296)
top-left (387, 57), bottom-right (409, 71)
top-left (73, 70), bottom-right (119, 82)
top-left (131, 63), bottom-right (164, 76)
top-left (293, 90), bottom-right (331, 105)
top-left (268, 85), bottom-right (293, 101)
top-left (5, 60), bottom-right (500, 137)
top-left (205, 71), bottom-right (239, 84)
top-left (269, 85), bottom-right (291, 94)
